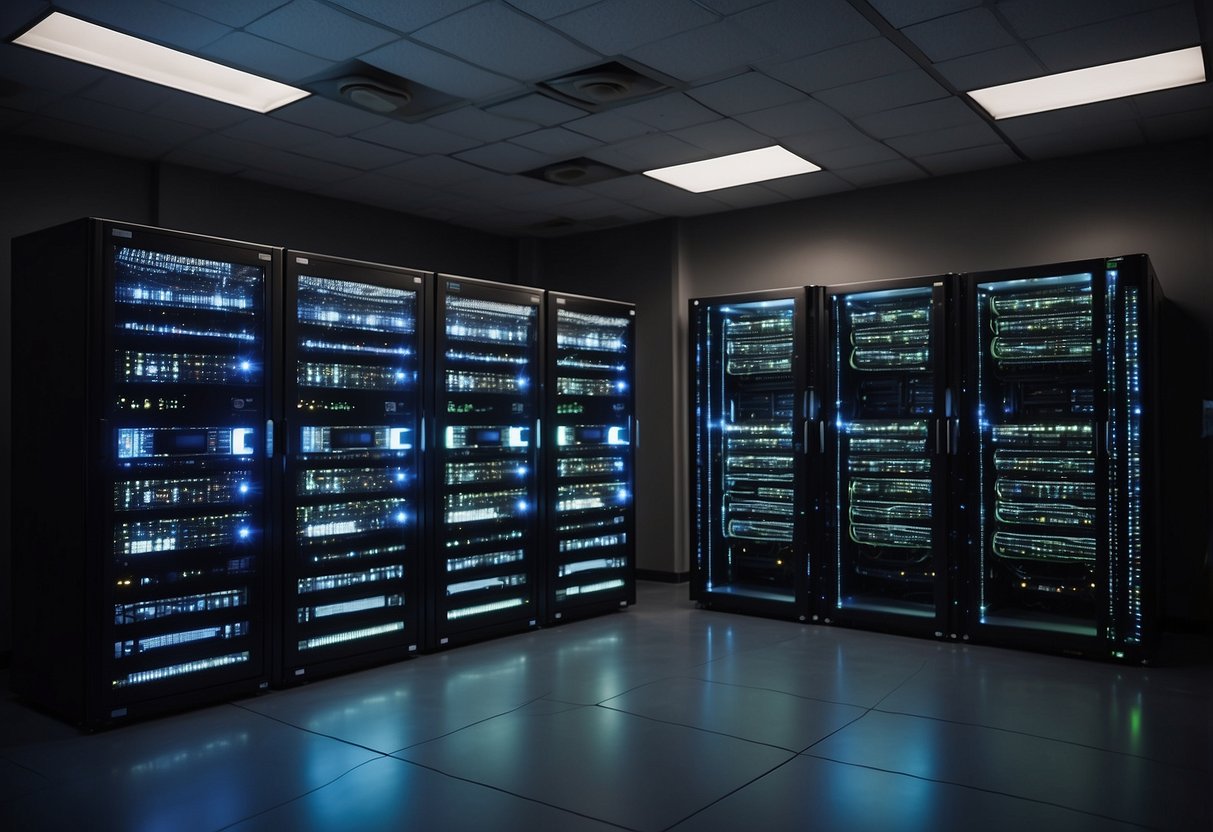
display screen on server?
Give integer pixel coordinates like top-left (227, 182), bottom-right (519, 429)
top-left (550, 305), bottom-right (633, 608)
top-left (438, 287), bottom-right (540, 628)
top-left (289, 273), bottom-right (420, 657)
top-left (694, 297), bottom-right (799, 603)
top-left (831, 286), bottom-right (939, 619)
top-left (109, 244), bottom-right (265, 690)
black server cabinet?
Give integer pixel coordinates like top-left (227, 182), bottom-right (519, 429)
top-left (823, 277), bottom-right (956, 638)
top-left (543, 292), bottom-right (637, 624)
top-left (689, 288), bottom-right (819, 620)
top-left (961, 255), bottom-right (1161, 661)
top-left (279, 253), bottom-right (428, 683)
top-left (427, 275), bottom-right (543, 649)
top-left (11, 219), bottom-right (280, 726)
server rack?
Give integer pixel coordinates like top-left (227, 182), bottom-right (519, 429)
top-left (279, 253), bottom-right (428, 683)
top-left (823, 276), bottom-right (956, 638)
top-left (961, 255), bottom-right (1160, 661)
top-left (689, 288), bottom-right (819, 620)
top-left (11, 219), bottom-right (280, 726)
top-left (428, 275), bottom-right (543, 649)
top-left (543, 293), bottom-right (636, 624)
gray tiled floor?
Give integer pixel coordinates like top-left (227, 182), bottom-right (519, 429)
top-left (1, 581), bottom-right (1210, 831)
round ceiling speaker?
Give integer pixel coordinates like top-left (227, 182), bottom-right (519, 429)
top-left (339, 80), bottom-right (412, 114)
top-left (544, 164), bottom-right (590, 184)
top-left (571, 74), bottom-right (632, 102)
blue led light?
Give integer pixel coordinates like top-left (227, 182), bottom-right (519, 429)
top-left (617, 488), bottom-right (629, 501)
top-left (238, 527), bottom-right (251, 540)
top-left (616, 380), bottom-right (628, 392)
top-left (240, 360), bottom-right (252, 372)
top-left (395, 511), bottom-right (407, 524)
top-left (395, 471), bottom-right (406, 482)
top-left (515, 465), bottom-right (528, 476)
top-left (395, 370), bottom-right (406, 381)
top-left (238, 483), bottom-right (250, 495)
top-left (516, 500), bottom-right (528, 512)
top-left (517, 375), bottom-right (530, 388)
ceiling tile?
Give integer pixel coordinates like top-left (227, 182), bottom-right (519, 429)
top-left (310, 172), bottom-right (438, 211)
top-left (933, 45), bottom-right (1047, 91)
top-left (149, 92), bottom-right (253, 130)
top-left (997, 0), bottom-right (1177, 40)
top-left (378, 154), bottom-right (488, 185)
top-left (291, 135), bottom-right (406, 169)
top-left (833, 157), bottom-right (927, 187)
top-left (548, 0), bottom-right (717, 55)
top-left (162, 0), bottom-right (287, 27)
top-left (733, 98), bottom-right (849, 137)
top-left (707, 183), bottom-right (787, 209)
top-left (624, 21), bottom-right (772, 83)
top-left (270, 95), bottom-right (388, 136)
top-left (79, 75), bottom-right (173, 112)
top-left (486, 93), bottom-right (588, 127)
top-left (425, 106), bottom-right (535, 142)
top-left (586, 132), bottom-right (705, 168)
top-left (454, 140), bottom-right (555, 173)
top-left (811, 140), bottom-right (903, 170)
top-left (222, 116), bottom-right (331, 149)
top-left (16, 115), bottom-right (178, 159)
top-left (355, 119), bottom-right (482, 154)
top-left (762, 169), bottom-right (853, 199)
top-left (612, 177), bottom-right (733, 216)
top-left (328, 0), bottom-right (483, 33)
top-left (1026, 4), bottom-right (1200, 73)
top-left (900, 8), bottom-right (1017, 63)
top-left (669, 118), bottom-right (769, 153)
top-left (182, 131), bottom-right (292, 167)
top-left (563, 110), bottom-right (652, 142)
top-left (611, 93), bottom-right (720, 131)
top-left (51, 0), bottom-right (231, 50)
top-left (503, 0), bottom-right (601, 21)
top-left (996, 99), bottom-right (1139, 141)
top-left (1013, 120), bottom-right (1145, 160)
top-left (161, 147), bottom-right (247, 174)
top-left (413, 3), bottom-right (600, 81)
top-left (40, 96), bottom-right (204, 147)
top-left (0, 43), bottom-right (106, 94)
top-left (1, 1), bottom-right (49, 38)
top-left (762, 38), bottom-right (917, 94)
top-left (813, 69), bottom-right (949, 118)
top-left (779, 124), bottom-right (876, 156)
top-left (362, 39), bottom-right (520, 100)
top-left (854, 96), bottom-right (984, 139)
top-left (503, 185), bottom-right (603, 209)
top-left (685, 72), bottom-right (805, 116)
top-left (693, 0), bottom-right (769, 13)
top-left (729, 0), bottom-right (876, 60)
top-left (198, 31), bottom-right (333, 81)
top-left (1141, 108), bottom-right (1213, 142)
top-left (865, 0), bottom-right (982, 28)
top-left (0, 105), bottom-right (32, 130)
top-left (885, 121), bottom-right (1003, 156)
top-left (1128, 82), bottom-right (1213, 117)
top-left (914, 142), bottom-right (1019, 175)
top-left (509, 126), bottom-right (603, 155)
top-left (246, 0), bottom-right (399, 61)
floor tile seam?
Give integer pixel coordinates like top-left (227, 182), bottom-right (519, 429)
top-left (592, 701), bottom-right (803, 754)
top-left (869, 706), bottom-right (1213, 774)
top-left (656, 753), bottom-right (803, 832)
top-left (228, 701), bottom-right (393, 759)
top-left (212, 756), bottom-right (384, 832)
top-left (388, 692), bottom-right (559, 754)
top-left (793, 705), bottom-right (872, 754)
top-left (872, 657), bottom-right (931, 710)
top-left (671, 673), bottom-right (873, 711)
top-left (798, 752), bottom-right (1164, 831)
top-left (384, 756), bottom-right (642, 832)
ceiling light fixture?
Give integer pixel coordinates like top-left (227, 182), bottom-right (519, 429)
top-left (644, 146), bottom-right (821, 193)
top-left (968, 46), bottom-right (1206, 120)
top-left (12, 12), bottom-right (309, 113)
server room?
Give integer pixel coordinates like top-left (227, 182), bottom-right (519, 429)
top-left (0, 1), bottom-right (1211, 830)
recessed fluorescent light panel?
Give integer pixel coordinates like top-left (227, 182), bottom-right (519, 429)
top-left (13, 12), bottom-right (309, 113)
top-left (644, 146), bottom-right (821, 193)
top-left (968, 46), bottom-right (1205, 120)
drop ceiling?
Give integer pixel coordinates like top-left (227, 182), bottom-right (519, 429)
top-left (1, 0), bottom-right (1210, 236)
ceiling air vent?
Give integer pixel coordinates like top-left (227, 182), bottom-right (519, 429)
top-left (522, 157), bottom-right (629, 187)
top-left (304, 60), bottom-right (462, 122)
top-left (538, 60), bottom-right (680, 111)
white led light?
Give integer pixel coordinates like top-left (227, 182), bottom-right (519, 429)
top-left (13, 12), bottom-right (309, 113)
top-left (968, 46), bottom-right (1206, 120)
top-left (644, 146), bottom-right (820, 193)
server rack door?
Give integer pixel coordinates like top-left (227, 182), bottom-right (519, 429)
top-left (429, 275), bottom-right (543, 648)
top-left (825, 278), bottom-right (951, 636)
top-left (689, 289), bottom-right (811, 620)
top-left (280, 253), bottom-right (427, 682)
top-left (544, 293), bottom-right (636, 624)
top-left (965, 261), bottom-right (1111, 654)
top-left (102, 222), bottom-right (278, 723)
